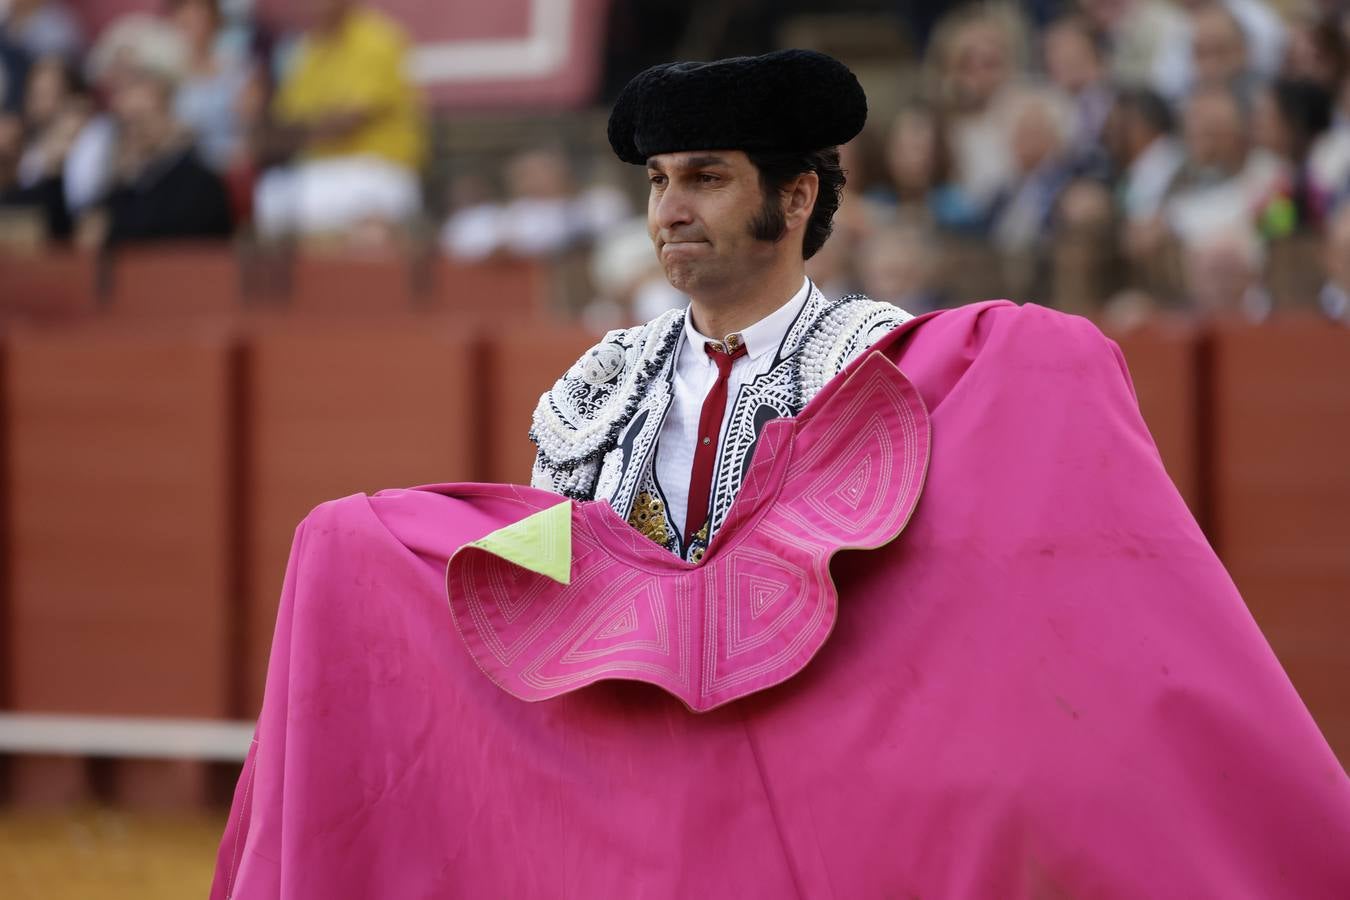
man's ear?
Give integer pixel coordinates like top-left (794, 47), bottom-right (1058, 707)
top-left (783, 171), bottom-right (819, 231)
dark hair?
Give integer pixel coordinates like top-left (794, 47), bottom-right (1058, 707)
top-left (1310, 16), bottom-right (1349, 86)
top-left (744, 147), bottom-right (845, 260)
top-left (32, 54), bottom-right (88, 99)
top-left (1115, 87), bottom-right (1175, 136)
top-left (1271, 78), bottom-right (1332, 158)
top-left (890, 102), bottom-right (955, 192)
top-left (1045, 13), bottom-right (1106, 61)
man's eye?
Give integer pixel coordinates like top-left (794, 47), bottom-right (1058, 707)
top-left (648, 174), bottom-right (666, 186)
top-left (698, 173), bottom-right (719, 184)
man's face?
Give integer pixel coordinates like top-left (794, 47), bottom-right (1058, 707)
top-left (1044, 23), bottom-right (1099, 93)
top-left (1010, 99), bottom-right (1063, 174)
top-left (950, 23), bottom-right (1010, 109)
top-left (646, 149), bottom-right (779, 296)
top-left (24, 58), bottom-right (70, 128)
top-left (171, 0), bottom-right (219, 53)
top-left (1191, 7), bottom-right (1247, 86)
top-left (886, 110), bottom-right (939, 193)
top-left (111, 73), bottom-right (171, 135)
top-left (1183, 89), bottom-right (1246, 174)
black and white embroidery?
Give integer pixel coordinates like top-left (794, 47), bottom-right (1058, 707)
top-left (706, 293), bottom-right (910, 539)
top-left (529, 309), bottom-right (683, 499)
top-left (530, 287), bottom-right (911, 558)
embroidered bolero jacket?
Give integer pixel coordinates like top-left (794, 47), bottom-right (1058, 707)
top-left (530, 283), bottom-right (911, 560)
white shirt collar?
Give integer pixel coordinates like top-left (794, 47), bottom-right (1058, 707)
top-left (682, 277), bottom-right (811, 362)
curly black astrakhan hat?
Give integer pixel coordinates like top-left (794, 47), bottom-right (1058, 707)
top-left (607, 49), bottom-right (867, 165)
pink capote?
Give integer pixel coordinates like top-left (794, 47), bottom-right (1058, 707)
top-left (213, 302), bottom-right (1350, 899)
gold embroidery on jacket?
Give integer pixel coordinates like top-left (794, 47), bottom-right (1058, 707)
top-left (689, 524), bottom-right (710, 563)
top-left (628, 491), bottom-right (670, 546)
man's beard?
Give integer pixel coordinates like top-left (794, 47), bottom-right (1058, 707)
top-left (749, 187), bottom-right (787, 244)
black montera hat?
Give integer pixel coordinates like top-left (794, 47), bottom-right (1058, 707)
top-left (607, 49), bottom-right (867, 165)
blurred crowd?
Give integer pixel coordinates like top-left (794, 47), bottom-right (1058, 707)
top-left (0, 0), bottom-right (425, 249)
top-left (3, 0), bottom-right (1350, 327)
top-left (798, 0), bottom-right (1350, 329)
top-left (448, 0), bottom-right (1350, 328)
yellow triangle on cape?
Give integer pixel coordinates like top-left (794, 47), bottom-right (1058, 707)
top-left (466, 500), bottom-right (572, 585)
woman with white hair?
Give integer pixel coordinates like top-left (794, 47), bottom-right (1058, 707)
top-left (63, 14), bottom-right (188, 216)
top-left (988, 87), bottom-right (1079, 254)
top-left (68, 14), bottom-right (232, 246)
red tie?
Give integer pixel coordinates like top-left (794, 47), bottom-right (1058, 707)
top-left (684, 339), bottom-right (748, 543)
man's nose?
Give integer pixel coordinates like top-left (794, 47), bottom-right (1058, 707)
top-left (651, 183), bottom-right (693, 231)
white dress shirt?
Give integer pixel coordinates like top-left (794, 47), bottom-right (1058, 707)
top-left (654, 277), bottom-right (810, 539)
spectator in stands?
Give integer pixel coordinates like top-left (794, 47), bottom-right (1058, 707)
top-left (498, 147), bottom-right (628, 256)
top-left (926, 3), bottom-right (1032, 213)
top-left (586, 217), bottom-right (683, 327)
top-left (1182, 227), bottom-right (1272, 321)
top-left (0, 29), bottom-right (29, 113)
top-left (168, 0), bottom-right (251, 176)
top-left (1180, 0), bottom-right (1287, 85)
top-left (1321, 202), bottom-right (1350, 320)
top-left (438, 172), bottom-right (503, 261)
top-left (989, 88), bottom-right (1078, 255)
top-left (1042, 15), bottom-right (1114, 176)
top-left (0, 110), bottom-right (24, 197)
top-left (1308, 77), bottom-right (1350, 214)
top-left (1252, 78), bottom-right (1333, 227)
top-left (1282, 12), bottom-right (1348, 90)
top-left (1185, 2), bottom-right (1263, 104)
top-left (1050, 177), bottom-right (1119, 314)
top-left (803, 217), bottom-right (856, 300)
top-left (857, 222), bottom-right (944, 313)
top-left (824, 136), bottom-right (886, 268)
top-left (76, 48), bottom-right (231, 246)
top-left (1163, 82), bottom-right (1292, 249)
top-left (253, 0), bottom-right (425, 245)
top-left (0, 52), bottom-right (85, 238)
top-left (0, 0), bottom-right (82, 61)
top-left (1079, 0), bottom-right (1191, 101)
top-left (1099, 287), bottom-right (1164, 331)
top-left (15, 54), bottom-right (84, 184)
top-left (64, 15), bottom-right (189, 222)
top-left (880, 103), bottom-right (982, 232)
top-left (441, 147), bottom-right (631, 260)
top-left (1106, 88), bottom-right (1185, 224)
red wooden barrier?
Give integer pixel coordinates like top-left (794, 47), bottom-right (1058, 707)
top-left (105, 244), bottom-right (242, 317)
top-left (285, 254), bottom-right (550, 319)
top-left (1209, 319), bottom-right (1350, 766)
top-left (0, 250), bottom-right (554, 325)
top-left (1108, 322), bottom-right (1202, 520)
top-left (6, 327), bottom-right (234, 716)
top-left (0, 252), bottom-right (97, 322)
top-left (287, 254), bottom-right (417, 315)
top-left (424, 258), bottom-right (550, 320)
top-left (5, 325), bottom-right (235, 805)
top-left (480, 326), bottom-right (601, 485)
top-left (240, 319), bottom-right (477, 714)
